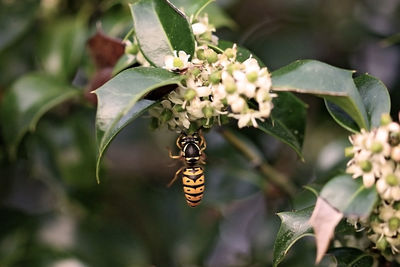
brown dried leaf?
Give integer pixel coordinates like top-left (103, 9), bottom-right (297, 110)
top-left (309, 197), bottom-right (343, 264)
top-left (85, 67), bottom-right (113, 105)
top-left (87, 30), bottom-right (125, 69)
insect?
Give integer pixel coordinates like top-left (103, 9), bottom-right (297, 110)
top-left (168, 131), bottom-right (207, 207)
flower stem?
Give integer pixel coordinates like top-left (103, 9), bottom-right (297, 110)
top-left (219, 128), bottom-right (297, 197)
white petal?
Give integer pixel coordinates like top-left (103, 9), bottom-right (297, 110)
top-left (363, 172), bottom-right (376, 188)
top-left (192, 23), bottom-right (207, 35)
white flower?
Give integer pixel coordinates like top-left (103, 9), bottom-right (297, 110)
top-left (229, 95), bottom-right (246, 113)
top-left (164, 51), bottom-right (190, 71)
top-left (192, 22), bottom-right (208, 35)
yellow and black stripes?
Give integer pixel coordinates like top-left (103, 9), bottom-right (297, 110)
top-left (182, 167), bottom-right (205, 207)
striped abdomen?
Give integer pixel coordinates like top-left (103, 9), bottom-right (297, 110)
top-left (182, 166), bottom-right (205, 207)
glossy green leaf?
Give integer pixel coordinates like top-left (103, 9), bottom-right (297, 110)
top-left (112, 54), bottom-right (137, 76)
top-left (38, 18), bottom-right (87, 81)
top-left (328, 247), bottom-right (374, 267)
top-left (0, 0), bottom-right (38, 53)
top-left (0, 73), bottom-right (79, 158)
top-left (259, 92), bottom-right (307, 159)
top-left (129, 0), bottom-right (195, 67)
top-left (320, 174), bottom-right (377, 216)
top-left (326, 74), bottom-right (390, 132)
top-left (94, 67), bottom-right (182, 182)
top-left (216, 41), bottom-right (307, 158)
top-left (273, 206), bottom-right (314, 267)
top-left (271, 60), bottom-right (369, 130)
top-left (169, 0), bottom-right (213, 18)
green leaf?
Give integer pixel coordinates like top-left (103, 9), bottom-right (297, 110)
top-left (0, 73), bottom-right (79, 158)
top-left (328, 247), bottom-right (374, 267)
top-left (94, 67), bottom-right (182, 182)
top-left (38, 18), bottom-right (87, 81)
top-left (169, 0), bottom-right (213, 18)
top-left (271, 60), bottom-right (369, 130)
top-left (0, 0), bottom-right (38, 53)
top-left (216, 41), bottom-right (307, 158)
top-left (326, 74), bottom-right (391, 132)
top-left (357, 74), bottom-right (390, 129)
top-left (258, 92), bottom-right (306, 159)
top-left (129, 0), bottom-right (195, 67)
top-left (201, 2), bottom-right (237, 29)
top-left (273, 206), bottom-right (314, 267)
top-left (112, 54), bottom-right (137, 76)
top-left (320, 174), bottom-right (377, 217)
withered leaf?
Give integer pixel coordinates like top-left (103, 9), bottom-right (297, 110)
top-left (309, 197), bottom-right (343, 264)
top-left (87, 30), bottom-right (125, 69)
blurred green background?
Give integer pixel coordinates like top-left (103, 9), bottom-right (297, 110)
top-left (0, 0), bottom-right (399, 266)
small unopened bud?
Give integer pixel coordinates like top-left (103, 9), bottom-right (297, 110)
top-left (173, 58), bottom-right (184, 68)
top-left (196, 49), bottom-right (206, 60)
top-left (173, 104), bottom-right (184, 113)
top-left (224, 48), bottom-right (235, 59)
top-left (210, 71), bottom-right (221, 84)
top-left (225, 82), bottom-right (237, 94)
top-left (200, 31), bottom-right (212, 41)
top-left (246, 71), bottom-right (258, 83)
top-left (191, 67), bottom-right (201, 77)
top-left (376, 237), bottom-right (388, 251)
top-left (202, 106), bottom-right (214, 118)
top-left (227, 63), bottom-right (240, 75)
top-left (345, 146), bottom-right (354, 157)
top-left (360, 160), bottom-right (372, 172)
top-left (371, 142), bottom-right (383, 153)
top-left (125, 43), bottom-right (139, 55)
top-left (389, 217), bottom-right (400, 231)
top-left (391, 146), bottom-right (400, 162)
top-left (160, 109), bottom-right (172, 122)
top-left (205, 49), bottom-right (218, 64)
top-left (381, 113), bottom-right (392, 126)
top-left (184, 89), bottom-right (196, 101)
top-left (386, 174), bottom-right (399, 186)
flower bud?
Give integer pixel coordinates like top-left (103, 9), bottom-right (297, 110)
top-left (125, 43), bottom-right (139, 55)
top-left (360, 160), bottom-right (372, 172)
top-left (389, 217), bottom-right (400, 231)
top-left (391, 146), bottom-right (400, 162)
top-left (225, 81), bottom-right (237, 94)
top-left (224, 48), bottom-right (235, 59)
top-left (344, 146), bottom-right (354, 157)
top-left (381, 113), bottom-right (392, 126)
top-left (376, 237), bottom-right (388, 251)
top-left (227, 63), bottom-right (240, 75)
top-left (173, 104), bottom-right (185, 113)
top-left (202, 106), bottom-right (214, 118)
top-left (205, 49), bottom-right (218, 64)
top-left (371, 141), bottom-right (383, 153)
top-left (210, 71), bottom-right (222, 84)
top-left (386, 174), bottom-right (399, 186)
top-left (196, 49), bottom-right (206, 60)
top-left (191, 67), bottom-right (201, 77)
top-left (160, 109), bottom-right (172, 122)
top-left (246, 71), bottom-right (258, 83)
top-left (184, 89), bottom-right (196, 101)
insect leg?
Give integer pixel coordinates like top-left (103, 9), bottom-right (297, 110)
top-left (167, 167), bottom-right (184, 187)
top-left (168, 147), bottom-right (182, 159)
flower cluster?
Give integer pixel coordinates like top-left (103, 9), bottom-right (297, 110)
top-left (367, 200), bottom-right (400, 259)
top-left (346, 114), bottom-right (400, 258)
top-left (346, 114), bottom-right (400, 198)
top-left (149, 15), bottom-right (275, 132)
